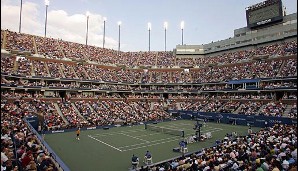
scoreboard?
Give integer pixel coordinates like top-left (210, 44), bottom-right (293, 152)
top-left (246, 0), bottom-right (283, 28)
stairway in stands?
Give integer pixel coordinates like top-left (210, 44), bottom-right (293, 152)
top-left (53, 102), bottom-right (70, 125)
top-left (283, 104), bottom-right (293, 117)
top-left (71, 102), bottom-right (89, 122)
top-left (2, 30), bottom-right (7, 49)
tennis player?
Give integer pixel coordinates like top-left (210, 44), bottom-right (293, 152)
top-left (76, 127), bottom-right (80, 140)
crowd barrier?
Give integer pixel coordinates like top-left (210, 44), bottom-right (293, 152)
top-left (24, 118), bottom-right (71, 171)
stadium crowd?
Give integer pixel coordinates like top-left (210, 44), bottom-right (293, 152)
top-left (1, 54), bottom-right (296, 85)
top-left (1, 29), bottom-right (297, 171)
top-left (1, 101), bottom-right (58, 171)
top-left (140, 124), bottom-right (297, 171)
top-left (2, 97), bottom-right (296, 171)
top-left (1, 30), bottom-right (297, 70)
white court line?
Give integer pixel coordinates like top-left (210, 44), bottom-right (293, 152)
top-left (159, 124), bottom-right (221, 132)
top-left (98, 129), bottom-right (146, 135)
top-left (168, 122), bottom-right (196, 127)
top-left (195, 127), bottom-right (221, 132)
top-left (166, 123), bottom-right (221, 131)
top-left (158, 123), bottom-right (193, 129)
top-left (94, 131), bottom-right (161, 139)
top-left (88, 135), bottom-right (122, 152)
top-left (183, 128), bottom-right (223, 137)
top-left (118, 136), bottom-right (180, 149)
top-left (121, 128), bottom-right (224, 152)
top-left (93, 129), bottom-right (146, 137)
top-left (88, 127), bottom-right (224, 152)
top-left (165, 122), bottom-right (215, 129)
top-left (135, 132), bottom-right (161, 137)
top-left (121, 137), bottom-right (181, 152)
top-left (198, 128), bottom-right (223, 136)
top-left (119, 133), bottom-right (150, 143)
top-left (198, 128), bottom-right (223, 135)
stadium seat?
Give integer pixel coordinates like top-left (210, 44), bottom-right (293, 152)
top-left (186, 136), bottom-right (195, 144)
top-left (206, 132), bottom-right (212, 139)
top-left (181, 147), bottom-right (188, 153)
top-left (144, 157), bottom-right (152, 165)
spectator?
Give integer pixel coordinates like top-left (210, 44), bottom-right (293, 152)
top-left (144, 151), bottom-right (152, 164)
top-left (131, 154), bottom-right (139, 169)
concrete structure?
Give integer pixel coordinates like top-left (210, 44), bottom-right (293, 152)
top-left (175, 13), bottom-right (297, 57)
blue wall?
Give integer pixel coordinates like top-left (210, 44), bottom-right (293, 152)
top-left (169, 110), bottom-right (297, 127)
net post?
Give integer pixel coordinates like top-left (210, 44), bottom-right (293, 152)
top-left (182, 130), bottom-right (184, 137)
top-left (144, 124), bottom-right (147, 129)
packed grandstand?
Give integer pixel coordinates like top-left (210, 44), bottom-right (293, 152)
top-left (1, 3), bottom-right (297, 171)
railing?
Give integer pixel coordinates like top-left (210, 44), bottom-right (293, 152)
top-left (24, 118), bottom-right (71, 171)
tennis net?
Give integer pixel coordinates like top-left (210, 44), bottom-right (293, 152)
top-left (145, 124), bottom-right (184, 137)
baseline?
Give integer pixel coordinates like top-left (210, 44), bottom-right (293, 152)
top-left (88, 135), bottom-right (123, 152)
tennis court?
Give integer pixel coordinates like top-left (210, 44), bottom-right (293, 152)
top-left (44, 120), bottom-right (261, 171)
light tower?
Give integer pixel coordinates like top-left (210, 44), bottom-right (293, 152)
top-left (148, 22), bottom-right (151, 51)
top-left (181, 21), bottom-right (184, 45)
top-left (118, 21), bottom-right (122, 54)
top-left (44, 0), bottom-right (50, 37)
top-left (164, 22), bottom-right (168, 52)
top-left (103, 17), bottom-right (107, 48)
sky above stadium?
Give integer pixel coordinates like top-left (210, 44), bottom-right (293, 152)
top-left (1, 0), bottom-right (297, 52)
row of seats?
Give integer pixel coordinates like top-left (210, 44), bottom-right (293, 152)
top-left (1, 102), bottom-right (58, 171)
top-left (1, 29), bottom-right (297, 68)
top-left (1, 55), bottom-right (297, 84)
top-left (2, 74), bottom-right (296, 91)
top-left (1, 93), bottom-right (297, 132)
